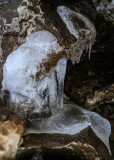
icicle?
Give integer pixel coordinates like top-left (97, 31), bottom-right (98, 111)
top-left (56, 58), bottom-right (67, 109)
top-left (48, 70), bottom-right (58, 111)
top-left (47, 58), bottom-right (67, 114)
top-left (88, 44), bottom-right (92, 60)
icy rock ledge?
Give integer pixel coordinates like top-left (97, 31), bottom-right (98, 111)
top-left (25, 104), bottom-right (111, 155)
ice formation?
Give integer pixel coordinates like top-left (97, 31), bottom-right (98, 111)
top-left (25, 104), bottom-right (111, 154)
top-left (57, 6), bottom-right (96, 64)
top-left (2, 6), bottom-right (111, 155)
top-left (2, 31), bottom-right (66, 114)
top-left (57, 6), bottom-right (95, 39)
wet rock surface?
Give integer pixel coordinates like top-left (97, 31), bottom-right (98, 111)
top-left (16, 127), bottom-right (112, 160)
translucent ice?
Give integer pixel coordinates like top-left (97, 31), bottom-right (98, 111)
top-left (25, 104), bottom-right (111, 154)
top-left (57, 6), bottom-right (96, 64)
top-left (57, 6), bottom-right (95, 39)
top-left (2, 31), bottom-right (66, 114)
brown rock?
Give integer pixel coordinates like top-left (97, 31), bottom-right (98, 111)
top-left (0, 119), bottom-right (25, 160)
top-left (16, 127), bottom-right (112, 160)
top-left (86, 84), bottom-right (114, 109)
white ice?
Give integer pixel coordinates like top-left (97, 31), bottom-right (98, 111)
top-left (57, 6), bottom-right (96, 64)
top-left (57, 6), bottom-right (95, 39)
top-left (2, 31), bottom-right (66, 113)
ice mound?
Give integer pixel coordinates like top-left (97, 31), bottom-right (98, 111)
top-left (25, 104), bottom-right (111, 155)
top-left (57, 6), bottom-right (96, 64)
top-left (2, 31), bottom-right (66, 114)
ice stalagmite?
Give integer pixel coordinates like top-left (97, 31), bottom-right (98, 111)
top-left (2, 31), bottom-right (67, 115)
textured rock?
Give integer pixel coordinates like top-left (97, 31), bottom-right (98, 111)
top-left (17, 127), bottom-right (112, 160)
top-left (86, 84), bottom-right (114, 109)
top-left (0, 118), bottom-right (25, 160)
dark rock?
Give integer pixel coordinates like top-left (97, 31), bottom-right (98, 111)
top-left (16, 127), bottom-right (112, 160)
top-left (86, 84), bottom-right (114, 110)
top-left (31, 153), bottom-right (43, 160)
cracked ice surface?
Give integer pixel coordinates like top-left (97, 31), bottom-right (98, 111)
top-left (2, 31), bottom-right (66, 113)
top-left (57, 6), bottom-right (96, 64)
top-left (25, 104), bottom-right (111, 155)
